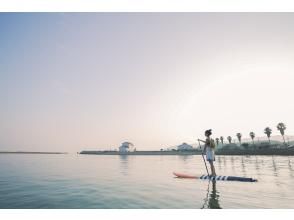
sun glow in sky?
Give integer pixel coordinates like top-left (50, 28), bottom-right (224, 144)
top-left (1, 13), bottom-right (294, 152)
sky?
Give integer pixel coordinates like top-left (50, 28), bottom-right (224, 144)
top-left (0, 13), bottom-right (294, 152)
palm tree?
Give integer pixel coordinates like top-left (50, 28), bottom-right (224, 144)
top-left (277, 122), bottom-right (287, 145)
top-left (227, 136), bottom-right (232, 144)
top-left (249, 132), bottom-right (255, 145)
top-left (264, 127), bottom-right (272, 144)
top-left (236, 133), bottom-right (242, 145)
top-left (215, 138), bottom-right (219, 146)
top-left (220, 136), bottom-right (224, 145)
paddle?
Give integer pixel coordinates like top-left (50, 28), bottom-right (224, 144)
top-left (198, 139), bottom-right (210, 176)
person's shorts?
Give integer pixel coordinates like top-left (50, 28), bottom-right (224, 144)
top-left (206, 150), bottom-right (215, 161)
top-left (207, 158), bottom-right (215, 162)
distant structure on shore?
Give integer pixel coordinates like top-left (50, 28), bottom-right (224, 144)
top-left (177, 143), bottom-right (193, 151)
top-left (79, 141), bottom-right (202, 155)
top-left (79, 122), bottom-right (294, 156)
top-left (119, 142), bottom-right (135, 153)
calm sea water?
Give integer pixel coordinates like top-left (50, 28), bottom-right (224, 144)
top-left (0, 154), bottom-right (293, 209)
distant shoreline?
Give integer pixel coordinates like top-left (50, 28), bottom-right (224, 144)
top-left (80, 150), bottom-right (202, 155)
top-left (1, 149), bottom-right (293, 156)
top-left (80, 148), bottom-right (294, 156)
top-left (0, 151), bottom-right (67, 154)
top-left (216, 148), bottom-right (294, 156)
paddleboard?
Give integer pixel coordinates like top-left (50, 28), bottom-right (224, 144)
top-left (173, 172), bottom-right (257, 182)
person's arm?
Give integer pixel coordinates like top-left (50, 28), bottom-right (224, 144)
top-left (203, 144), bottom-right (207, 154)
top-left (198, 139), bottom-right (206, 144)
top-left (198, 139), bottom-right (206, 154)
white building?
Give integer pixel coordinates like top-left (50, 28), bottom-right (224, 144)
top-left (119, 142), bottom-right (134, 153)
top-left (177, 143), bottom-right (193, 151)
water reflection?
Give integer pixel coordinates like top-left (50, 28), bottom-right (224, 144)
top-left (230, 156), bottom-right (235, 163)
top-left (217, 157), bottom-right (222, 170)
top-left (272, 156), bottom-right (278, 177)
top-left (119, 155), bottom-right (129, 176)
top-left (178, 155), bottom-right (193, 163)
top-left (1, 155), bottom-right (294, 208)
top-left (254, 156), bottom-right (261, 176)
top-left (201, 180), bottom-right (221, 209)
top-left (241, 157), bottom-right (247, 176)
top-left (288, 157), bottom-right (293, 178)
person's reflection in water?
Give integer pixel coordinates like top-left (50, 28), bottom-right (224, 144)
top-left (201, 180), bottom-right (221, 209)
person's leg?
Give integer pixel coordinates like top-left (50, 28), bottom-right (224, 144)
top-left (211, 153), bottom-right (216, 176)
top-left (209, 161), bottom-right (213, 176)
top-left (209, 161), bottom-right (216, 176)
top-left (212, 164), bottom-right (216, 176)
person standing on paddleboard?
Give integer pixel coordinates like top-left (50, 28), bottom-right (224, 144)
top-left (198, 129), bottom-right (216, 177)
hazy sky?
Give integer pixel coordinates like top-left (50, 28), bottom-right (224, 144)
top-left (1, 13), bottom-right (294, 152)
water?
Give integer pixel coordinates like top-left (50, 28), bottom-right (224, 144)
top-left (0, 154), bottom-right (294, 208)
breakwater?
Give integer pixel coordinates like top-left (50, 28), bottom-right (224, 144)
top-left (79, 150), bottom-right (202, 155)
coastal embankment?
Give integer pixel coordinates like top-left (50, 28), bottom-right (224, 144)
top-left (80, 147), bottom-right (294, 156)
top-left (216, 147), bottom-right (294, 156)
top-left (79, 150), bottom-right (202, 155)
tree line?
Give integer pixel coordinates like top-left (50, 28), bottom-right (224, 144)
top-left (215, 122), bottom-right (288, 146)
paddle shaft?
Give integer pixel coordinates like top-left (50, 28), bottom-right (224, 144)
top-left (198, 140), bottom-right (210, 176)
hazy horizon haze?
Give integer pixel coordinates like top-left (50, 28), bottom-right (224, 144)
top-left (1, 13), bottom-right (294, 152)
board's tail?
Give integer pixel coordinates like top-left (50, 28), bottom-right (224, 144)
top-left (173, 172), bottom-right (197, 179)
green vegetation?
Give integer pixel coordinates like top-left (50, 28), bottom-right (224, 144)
top-left (249, 132), bottom-right (255, 145)
top-left (277, 122), bottom-right (287, 144)
top-left (236, 133), bottom-right (242, 145)
top-left (227, 136), bottom-right (232, 144)
top-left (215, 122), bottom-right (293, 154)
top-left (264, 127), bottom-right (272, 143)
top-left (220, 136), bottom-right (224, 145)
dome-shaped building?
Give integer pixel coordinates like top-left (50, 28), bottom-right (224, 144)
top-left (177, 142), bottom-right (193, 151)
top-left (119, 142), bottom-right (134, 153)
